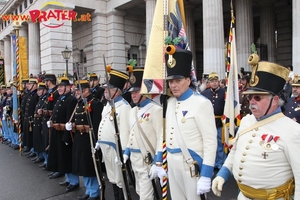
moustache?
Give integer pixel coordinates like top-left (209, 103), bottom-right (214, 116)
top-left (249, 104), bottom-right (258, 110)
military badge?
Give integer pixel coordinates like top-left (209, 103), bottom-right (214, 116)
top-left (260, 134), bottom-right (280, 151)
top-left (129, 75), bottom-right (136, 84)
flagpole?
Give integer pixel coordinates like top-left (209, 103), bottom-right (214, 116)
top-left (13, 22), bottom-right (22, 154)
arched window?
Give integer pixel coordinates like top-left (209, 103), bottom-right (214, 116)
top-left (19, 4), bottom-right (23, 13)
top-left (24, 0), bottom-right (28, 9)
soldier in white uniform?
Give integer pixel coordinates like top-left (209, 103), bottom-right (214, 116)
top-left (212, 54), bottom-right (300, 200)
top-left (95, 69), bottom-right (131, 200)
top-left (155, 46), bottom-right (217, 200)
top-left (122, 67), bottom-right (162, 200)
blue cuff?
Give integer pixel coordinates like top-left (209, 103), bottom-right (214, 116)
top-left (124, 147), bottom-right (130, 156)
top-left (217, 166), bottom-right (232, 182)
top-left (153, 155), bottom-right (157, 164)
top-left (156, 151), bottom-right (163, 162)
top-left (200, 164), bottom-right (214, 178)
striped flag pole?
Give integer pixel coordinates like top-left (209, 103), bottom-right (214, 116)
top-left (13, 24), bottom-right (22, 154)
top-left (222, 0), bottom-right (241, 152)
top-left (162, 1), bottom-right (169, 199)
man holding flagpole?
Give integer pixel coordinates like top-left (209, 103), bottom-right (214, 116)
top-left (155, 47), bottom-right (217, 200)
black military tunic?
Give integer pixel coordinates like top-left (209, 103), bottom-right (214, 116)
top-left (42, 86), bottom-right (60, 150)
top-left (47, 91), bottom-right (77, 173)
top-left (33, 93), bottom-right (47, 153)
top-left (284, 96), bottom-right (300, 123)
top-left (72, 94), bottom-right (103, 176)
top-left (20, 90), bottom-right (29, 137)
top-left (91, 85), bottom-right (104, 101)
top-left (201, 87), bottom-right (225, 127)
top-left (23, 89), bottom-right (39, 149)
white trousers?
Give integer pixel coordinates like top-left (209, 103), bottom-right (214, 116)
top-left (101, 144), bottom-right (123, 188)
top-left (167, 153), bottom-right (199, 200)
top-left (130, 152), bottom-right (154, 200)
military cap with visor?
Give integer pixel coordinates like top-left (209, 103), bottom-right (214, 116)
top-left (243, 54), bottom-right (289, 95)
top-left (103, 67), bottom-right (129, 90)
top-left (37, 82), bottom-right (47, 90)
top-left (127, 67), bottom-right (144, 92)
top-left (58, 77), bottom-right (70, 86)
top-left (43, 74), bottom-right (56, 81)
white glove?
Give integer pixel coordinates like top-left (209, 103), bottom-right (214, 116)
top-left (2, 116), bottom-right (5, 121)
top-left (148, 165), bottom-right (157, 180)
top-left (212, 176), bottom-right (225, 197)
top-left (94, 142), bottom-right (101, 150)
top-left (197, 176), bottom-right (211, 195)
top-left (115, 156), bottom-right (119, 164)
top-left (3, 106), bottom-right (7, 111)
top-left (123, 154), bottom-right (129, 163)
top-left (47, 121), bottom-right (51, 128)
top-left (156, 166), bottom-right (167, 186)
top-left (65, 142), bottom-right (69, 145)
top-left (65, 122), bottom-right (72, 131)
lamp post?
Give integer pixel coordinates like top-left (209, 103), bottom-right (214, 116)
top-left (61, 46), bottom-right (72, 78)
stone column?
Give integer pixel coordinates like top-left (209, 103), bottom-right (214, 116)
top-left (185, 4), bottom-right (197, 71)
top-left (92, 13), bottom-right (108, 75)
top-left (28, 22), bottom-right (41, 76)
top-left (39, 5), bottom-right (73, 75)
top-left (293, 0), bottom-right (300, 74)
top-left (106, 10), bottom-right (126, 71)
top-left (203, 0), bottom-right (225, 78)
top-left (145, 0), bottom-right (156, 48)
top-left (259, 0), bottom-right (276, 62)
top-left (3, 36), bottom-right (11, 83)
top-left (236, 0), bottom-right (254, 71)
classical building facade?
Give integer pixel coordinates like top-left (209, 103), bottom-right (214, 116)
top-left (0, 0), bottom-right (297, 83)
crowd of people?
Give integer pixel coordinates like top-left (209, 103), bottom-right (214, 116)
top-left (0, 47), bottom-right (299, 200)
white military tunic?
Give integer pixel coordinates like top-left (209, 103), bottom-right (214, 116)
top-left (124, 98), bottom-right (163, 200)
top-left (97, 96), bottom-right (131, 188)
top-left (218, 108), bottom-right (300, 200)
top-left (157, 88), bottom-right (217, 200)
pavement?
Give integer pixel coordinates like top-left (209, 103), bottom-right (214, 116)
top-left (0, 141), bottom-right (238, 200)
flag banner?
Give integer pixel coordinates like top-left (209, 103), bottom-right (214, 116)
top-left (222, 13), bottom-right (241, 151)
top-left (19, 36), bottom-right (28, 87)
top-left (140, 0), bottom-right (165, 95)
top-left (168, 0), bottom-right (198, 91)
top-left (11, 35), bottom-right (19, 123)
top-left (0, 59), bottom-right (5, 85)
top-left (141, 0), bottom-right (198, 96)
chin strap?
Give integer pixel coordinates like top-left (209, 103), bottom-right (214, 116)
top-left (263, 96), bottom-right (274, 116)
top-left (135, 95), bottom-right (143, 106)
top-left (110, 88), bottom-right (118, 100)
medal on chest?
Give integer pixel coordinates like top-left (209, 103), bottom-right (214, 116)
top-left (260, 134), bottom-right (280, 151)
top-left (181, 110), bottom-right (188, 123)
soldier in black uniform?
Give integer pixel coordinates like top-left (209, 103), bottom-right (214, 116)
top-left (32, 82), bottom-right (47, 164)
top-left (20, 78), bottom-right (31, 153)
top-left (23, 78), bottom-right (39, 158)
top-left (47, 77), bottom-right (79, 192)
top-left (89, 73), bottom-right (105, 102)
top-left (201, 72), bottom-right (226, 169)
top-left (67, 80), bottom-right (103, 200)
top-left (41, 74), bottom-right (61, 175)
top-left (285, 77), bottom-right (300, 123)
